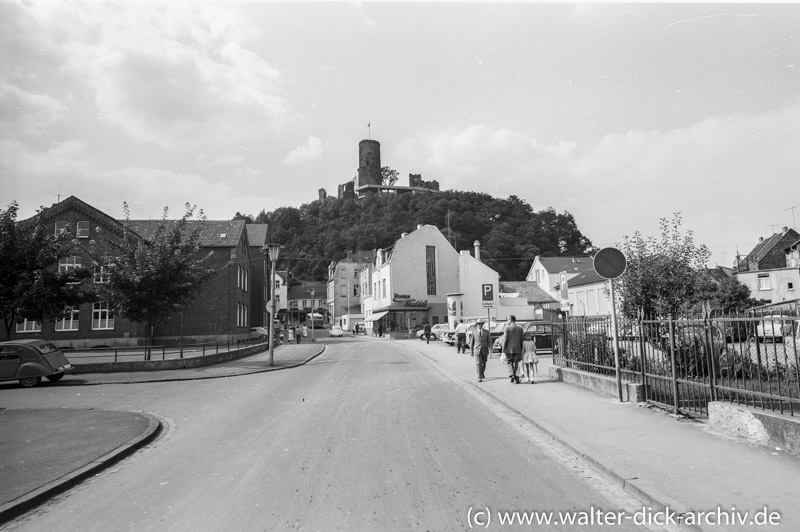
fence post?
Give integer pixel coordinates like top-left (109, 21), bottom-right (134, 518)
top-left (668, 315), bottom-right (680, 415)
top-left (703, 315), bottom-right (718, 402)
top-left (114, 348), bottom-right (118, 363)
top-left (638, 313), bottom-right (647, 399)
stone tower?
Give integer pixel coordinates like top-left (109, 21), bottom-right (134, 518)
top-left (357, 139), bottom-right (381, 188)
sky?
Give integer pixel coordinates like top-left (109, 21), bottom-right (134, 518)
top-left (2, 1), bottom-right (799, 270)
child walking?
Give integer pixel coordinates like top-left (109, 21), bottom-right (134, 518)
top-left (522, 332), bottom-right (538, 384)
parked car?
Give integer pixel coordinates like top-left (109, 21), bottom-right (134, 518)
top-left (250, 327), bottom-right (270, 338)
top-left (755, 316), bottom-right (797, 343)
top-left (0, 339), bottom-right (74, 388)
top-left (329, 325), bottom-right (344, 337)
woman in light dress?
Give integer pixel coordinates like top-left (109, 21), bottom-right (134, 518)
top-left (521, 332), bottom-right (538, 384)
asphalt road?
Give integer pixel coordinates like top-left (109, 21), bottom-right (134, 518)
top-left (3, 338), bottom-right (641, 531)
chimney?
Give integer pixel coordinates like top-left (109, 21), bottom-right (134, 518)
top-left (759, 237), bottom-right (764, 243)
top-left (401, 232), bottom-right (407, 238)
top-left (474, 240), bottom-right (481, 262)
top-left (417, 224), bottom-right (422, 230)
top-left (783, 227), bottom-right (789, 233)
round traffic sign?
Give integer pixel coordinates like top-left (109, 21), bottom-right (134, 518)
top-left (594, 247), bottom-right (626, 279)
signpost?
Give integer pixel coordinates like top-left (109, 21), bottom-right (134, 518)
top-left (559, 271), bottom-right (569, 314)
top-left (481, 283), bottom-right (495, 326)
top-left (593, 247), bottom-right (627, 402)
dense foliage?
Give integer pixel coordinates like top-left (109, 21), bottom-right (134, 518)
top-left (253, 191), bottom-right (593, 281)
top-left (614, 214), bottom-right (711, 318)
top-left (0, 202), bottom-right (92, 339)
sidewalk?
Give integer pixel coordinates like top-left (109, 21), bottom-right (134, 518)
top-left (0, 343), bottom-right (325, 524)
top-left (414, 340), bottom-right (799, 531)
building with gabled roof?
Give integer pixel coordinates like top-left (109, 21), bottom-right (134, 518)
top-left (6, 196), bottom-right (258, 346)
top-left (735, 227), bottom-right (800, 306)
top-left (525, 255), bottom-right (594, 300)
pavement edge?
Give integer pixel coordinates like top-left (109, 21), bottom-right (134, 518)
top-left (0, 413), bottom-right (163, 526)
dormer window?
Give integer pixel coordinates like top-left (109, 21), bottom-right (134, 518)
top-left (55, 221), bottom-right (68, 235)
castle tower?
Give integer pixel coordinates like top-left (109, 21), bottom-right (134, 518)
top-left (357, 139), bottom-right (382, 188)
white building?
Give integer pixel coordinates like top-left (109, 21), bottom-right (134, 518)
top-left (526, 256), bottom-right (594, 300)
top-left (327, 251), bottom-right (375, 331)
top-left (359, 225), bottom-right (500, 337)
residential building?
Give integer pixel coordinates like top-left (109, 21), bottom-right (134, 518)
top-left (327, 250), bottom-right (375, 331)
top-left (7, 196), bottom-right (256, 346)
top-left (557, 270), bottom-right (611, 316)
top-left (498, 281), bottom-right (560, 319)
top-left (735, 227), bottom-right (800, 306)
top-left (525, 256), bottom-right (594, 300)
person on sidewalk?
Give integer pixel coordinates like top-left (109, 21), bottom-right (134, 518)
top-left (455, 320), bottom-right (469, 353)
top-left (473, 322), bottom-right (490, 382)
top-left (522, 332), bottom-right (538, 384)
top-left (302, 325), bottom-right (308, 342)
top-left (503, 315), bottom-right (524, 384)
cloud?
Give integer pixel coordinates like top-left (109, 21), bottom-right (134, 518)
top-left (284, 136), bottom-right (326, 166)
top-left (17, 2), bottom-right (296, 149)
top-left (0, 84), bottom-right (67, 136)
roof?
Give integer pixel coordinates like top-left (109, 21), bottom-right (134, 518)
top-left (741, 228), bottom-right (800, 270)
top-left (287, 283), bottom-right (327, 300)
top-left (535, 256), bottom-right (593, 274)
top-left (499, 281), bottom-right (557, 304)
top-left (20, 195), bottom-right (127, 237)
top-left (125, 219), bottom-right (246, 248)
top-left (245, 224), bottom-right (269, 249)
top-left (561, 269), bottom-right (606, 288)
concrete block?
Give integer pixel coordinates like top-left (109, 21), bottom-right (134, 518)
top-left (553, 366), bottom-right (644, 402)
top-left (709, 402), bottom-right (800, 456)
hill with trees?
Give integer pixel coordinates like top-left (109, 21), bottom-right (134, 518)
top-left (247, 191), bottom-right (594, 282)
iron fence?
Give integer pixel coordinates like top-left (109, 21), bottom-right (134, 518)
top-left (62, 336), bottom-right (268, 364)
top-left (553, 313), bottom-right (800, 417)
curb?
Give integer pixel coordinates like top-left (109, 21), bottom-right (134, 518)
top-left (58, 345), bottom-right (327, 386)
top-left (414, 346), bottom-right (701, 532)
top-left (0, 413), bottom-right (162, 525)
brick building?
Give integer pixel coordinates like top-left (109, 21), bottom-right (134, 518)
top-left (6, 196), bottom-right (259, 347)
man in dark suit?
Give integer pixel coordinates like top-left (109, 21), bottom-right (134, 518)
top-left (503, 315), bottom-right (524, 384)
top-left (473, 322), bottom-right (491, 382)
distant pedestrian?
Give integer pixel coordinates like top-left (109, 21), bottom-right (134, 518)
top-left (522, 332), bottom-right (538, 384)
top-left (423, 322), bottom-right (431, 344)
top-left (302, 325), bottom-right (308, 341)
top-left (473, 322), bottom-right (490, 382)
top-left (288, 326), bottom-right (296, 343)
top-left (455, 320), bottom-right (469, 353)
top-left (503, 315), bottom-right (524, 384)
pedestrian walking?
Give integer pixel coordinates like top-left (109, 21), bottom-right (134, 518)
top-left (522, 332), bottom-right (538, 384)
top-left (423, 322), bottom-right (431, 344)
top-left (455, 320), bottom-right (469, 353)
top-left (288, 326), bottom-right (296, 344)
top-left (302, 325), bottom-right (308, 341)
top-left (473, 322), bottom-right (490, 382)
top-left (503, 315), bottom-right (524, 384)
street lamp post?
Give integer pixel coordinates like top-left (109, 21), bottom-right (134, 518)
top-left (264, 243), bottom-right (282, 366)
top-left (309, 288), bottom-right (316, 342)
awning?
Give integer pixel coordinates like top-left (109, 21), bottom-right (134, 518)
top-left (365, 310), bottom-right (389, 322)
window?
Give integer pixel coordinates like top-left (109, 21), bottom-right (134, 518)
top-left (302, 300), bottom-right (307, 308)
top-left (55, 221), bottom-right (68, 235)
top-left (382, 279), bottom-right (386, 298)
top-left (353, 270), bottom-right (358, 279)
top-left (275, 294), bottom-right (280, 303)
top-left (341, 285), bottom-right (347, 297)
top-left (426, 245), bottom-right (437, 296)
top-left (758, 275), bottom-right (771, 291)
top-left (93, 265), bottom-right (110, 284)
top-left (92, 302), bottom-right (114, 330)
top-left (16, 319), bottom-right (41, 333)
top-left (55, 307), bottom-right (79, 331)
top-left (77, 221), bottom-right (90, 239)
top-left (789, 282), bottom-right (795, 291)
top-left (290, 301), bottom-right (298, 308)
top-left (59, 256), bottom-right (82, 273)
top-left (353, 285), bottom-right (359, 297)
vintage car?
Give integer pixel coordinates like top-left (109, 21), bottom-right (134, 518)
top-left (417, 323), bottom-right (452, 341)
top-left (0, 339), bottom-right (74, 388)
top-left (329, 325), bottom-right (344, 337)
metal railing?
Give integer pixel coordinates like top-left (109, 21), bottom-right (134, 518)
top-left (553, 314), bottom-right (800, 417)
top-left (62, 336), bottom-right (269, 364)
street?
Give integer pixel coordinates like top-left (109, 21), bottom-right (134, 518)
top-left (2, 338), bottom-right (646, 531)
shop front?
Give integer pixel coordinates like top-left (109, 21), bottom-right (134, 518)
top-left (366, 298), bottom-right (431, 338)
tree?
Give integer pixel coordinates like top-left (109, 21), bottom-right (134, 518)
top-left (693, 275), bottom-right (762, 316)
top-left (381, 166), bottom-right (399, 186)
top-left (92, 203), bottom-right (222, 351)
top-left (0, 202), bottom-right (93, 339)
top-left (614, 214), bottom-right (711, 318)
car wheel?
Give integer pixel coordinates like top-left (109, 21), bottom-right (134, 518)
top-left (430, 334), bottom-right (437, 341)
top-left (19, 376), bottom-right (42, 388)
top-left (46, 373), bottom-right (65, 382)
